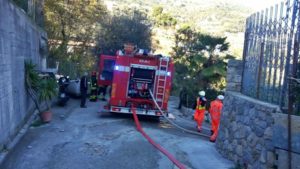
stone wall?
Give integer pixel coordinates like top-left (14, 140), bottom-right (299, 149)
top-left (216, 92), bottom-right (278, 168)
top-left (216, 91), bottom-right (300, 169)
top-left (226, 60), bottom-right (243, 92)
top-left (0, 0), bottom-right (47, 149)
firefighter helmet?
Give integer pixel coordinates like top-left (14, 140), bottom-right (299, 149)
top-left (217, 95), bottom-right (224, 100)
top-left (199, 91), bottom-right (205, 96)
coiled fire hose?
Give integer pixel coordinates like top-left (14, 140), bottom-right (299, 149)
top-left (149, 90), bottom-right (210, 138)
top-left (131, 107), bottom-right (186, 169)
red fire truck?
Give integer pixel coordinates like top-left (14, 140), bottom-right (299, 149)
top-left (98, 47), bottom-right (174, 117)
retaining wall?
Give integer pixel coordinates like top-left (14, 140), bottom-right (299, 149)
top-left (216, 59), bottom-right (300, 169)
top-left (0, 0), bottom-right (47, 149)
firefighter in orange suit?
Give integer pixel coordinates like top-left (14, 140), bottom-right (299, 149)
top-left (194, 91), bottom-right (207, 132)
top-left (209, 95), bottom-right (224, 142)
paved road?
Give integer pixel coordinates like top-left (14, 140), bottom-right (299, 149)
top-left (1, 97), bottom-right (233, 169)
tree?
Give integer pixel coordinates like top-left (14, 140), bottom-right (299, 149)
top-left (173, 25), bottom-right (234, 102)
top-left (44, 0), bottom-right (107, 77)
top-left (25, 61), bottom-right (57, 118)
top-left (96, 9), bottom-right (152, 55)
top-left (152, 6), bottom-right (163, 17)
top-left (151, 6), bottom-right (177, 27)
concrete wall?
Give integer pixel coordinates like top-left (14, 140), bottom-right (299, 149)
top-left (0, 0), bottom-right (47, 149)
top-left (216, 60), bottom-right (300, 169)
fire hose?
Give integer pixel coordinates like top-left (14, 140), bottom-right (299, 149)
top-left (131, 107), bottom-right (186, 169)
top-left (131, 91), bottom-right (212, 169)
top-left (149, 90), bottom-right (210, 138)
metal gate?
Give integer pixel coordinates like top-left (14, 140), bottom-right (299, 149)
top-left (242, 0), bottom-right (300, 112)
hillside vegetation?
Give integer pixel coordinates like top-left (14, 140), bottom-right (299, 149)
top-left (105, 0), bottom-right (256, 57)
top-left (43, 0), bottom-right (275, 103)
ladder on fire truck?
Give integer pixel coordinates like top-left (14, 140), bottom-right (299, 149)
top-left (154, 57), bottom-right (169, 108)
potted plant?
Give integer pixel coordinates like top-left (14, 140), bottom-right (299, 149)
top-left (38, 78), bottom-right (57, 122)
top-left (25, 61), bottom-right (57, 123)
top-left (25, 61), bottom-right (42, 114)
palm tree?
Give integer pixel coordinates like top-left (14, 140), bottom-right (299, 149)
top-left (25, 61), bottom-right (42, 114)
top-left (173, 26), bottom-right (234, 101)
top-left (39, 78), bottom-right (57, 112)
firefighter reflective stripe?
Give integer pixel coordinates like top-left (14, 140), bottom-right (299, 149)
top-left (197, 105), bottom-right (205, 110)
top-left (90, 95), bottom-right (97, 99)
top-left (196, 98), bottom-right (205, 110)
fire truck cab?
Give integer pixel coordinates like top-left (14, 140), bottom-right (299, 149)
top-left (99, 48), bottom-right (174, 117)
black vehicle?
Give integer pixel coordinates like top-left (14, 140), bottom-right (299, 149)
top-left (57, 76), bottom-right (70, 106)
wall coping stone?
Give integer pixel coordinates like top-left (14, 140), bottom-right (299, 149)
top-left (226, 91), bottom-right (280, 111)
